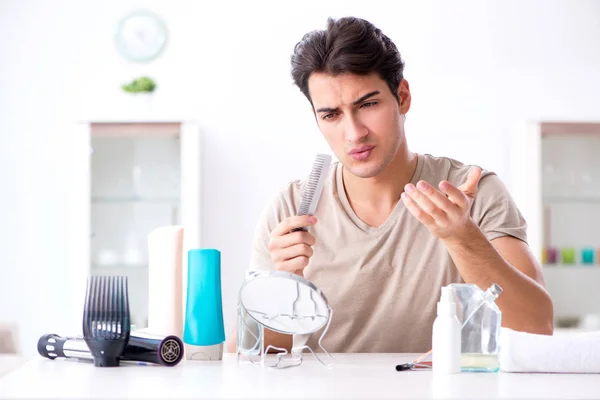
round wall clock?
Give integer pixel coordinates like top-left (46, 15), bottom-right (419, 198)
top-left (114, 10), bottom-right (168, 62)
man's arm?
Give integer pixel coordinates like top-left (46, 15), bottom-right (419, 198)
top-left (401, 166), bottom-right (554, 335)
top-left (225, 325), bottom-right (292, 353)
top-left (442, 222), bottom-right (553, 334)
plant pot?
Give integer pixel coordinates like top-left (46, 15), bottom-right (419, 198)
top-left (122, 92), bottom-right (154, 119)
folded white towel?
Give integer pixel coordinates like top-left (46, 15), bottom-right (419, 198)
top-left (499, 327), bottom-right (600, 373)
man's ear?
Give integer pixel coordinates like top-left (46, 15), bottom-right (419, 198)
top-left (398, 79), bottom-right (411, 114)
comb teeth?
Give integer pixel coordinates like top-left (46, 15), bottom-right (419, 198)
top-left (297, 154), bottom-right (332, 216)
top-left (82, 275), bottom-right (130, 367)
top-left (83, 276), bottom-right (129, 339)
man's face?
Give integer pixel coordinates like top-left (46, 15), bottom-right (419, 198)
top-left (308, 72), bottom-right (410, 179)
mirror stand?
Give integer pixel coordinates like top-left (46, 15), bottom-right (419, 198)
top-left (236, 272), bottom-right (335, 369)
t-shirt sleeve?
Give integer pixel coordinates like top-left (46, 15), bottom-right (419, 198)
top-left (470, 172), bottom-right (528, 243)
top-left (248, 188), bottom-right (296, 271)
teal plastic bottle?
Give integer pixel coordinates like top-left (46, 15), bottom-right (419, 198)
top-left (183, 249), bottom-right (225, 359)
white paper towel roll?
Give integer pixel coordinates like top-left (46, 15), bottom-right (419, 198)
top-left (147, 225), bottom-right (184, 338)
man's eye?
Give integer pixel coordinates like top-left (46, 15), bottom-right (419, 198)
top-left (322, 113), bottom-right (337, 120)
top-left (360, 101), bottom-right (378, 108)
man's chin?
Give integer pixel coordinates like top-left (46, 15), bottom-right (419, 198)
top-left (344, 160), bottom-right (385, 179)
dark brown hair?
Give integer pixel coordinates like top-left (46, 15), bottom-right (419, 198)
top-left (291, 17), bottom-right (405, 104)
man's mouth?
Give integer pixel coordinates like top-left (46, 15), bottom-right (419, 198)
top-left (349, 146), bottom-right (374, 161)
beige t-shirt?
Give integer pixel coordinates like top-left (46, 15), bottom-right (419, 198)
top-left (249, 153), bottom-right (527, 353)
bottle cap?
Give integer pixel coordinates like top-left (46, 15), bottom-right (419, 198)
top-left (487, 283), bottom-right (503, 298)
top-left (437, 286), bottom-right (457, 317)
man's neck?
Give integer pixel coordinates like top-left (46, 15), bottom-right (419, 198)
top-left (342, 146), bottom-right (418, 222)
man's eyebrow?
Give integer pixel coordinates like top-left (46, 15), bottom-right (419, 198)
top-left (352, 90), bottom-right (380, 105)
top-left (315, 90), bottom-right (381, 113)
top-left (315, 106), bottom-right (339, 113)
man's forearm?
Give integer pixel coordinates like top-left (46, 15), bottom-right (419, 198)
top-left (263, 329), bottom-right (293, 352)
top-left (443, 222), bottom-right (553, 335)
top-left (225, 322), bottom-right (292, 353)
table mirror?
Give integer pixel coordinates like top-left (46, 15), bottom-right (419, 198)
top-left (236, 269), bottom-right (334, 368)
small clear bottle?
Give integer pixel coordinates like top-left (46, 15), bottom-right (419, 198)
top-left (449, 283), bottom-right (503, 372)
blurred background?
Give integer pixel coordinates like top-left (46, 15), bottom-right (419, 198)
top-left (1, 0), bottom-right (600, 357)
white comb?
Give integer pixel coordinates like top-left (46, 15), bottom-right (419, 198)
top-left (292, 154), bottom-right (332, 232)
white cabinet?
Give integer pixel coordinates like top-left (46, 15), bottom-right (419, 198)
top-left (511, 122), bottom-right (600, 329)
top-left (64, 121), bottom-right (201, 333)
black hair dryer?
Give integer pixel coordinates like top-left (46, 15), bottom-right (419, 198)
top-left (38, 331), bottom-right (184, 367)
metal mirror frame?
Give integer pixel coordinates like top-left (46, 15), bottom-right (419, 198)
top-left (237, 270), bottom-right (334, 369)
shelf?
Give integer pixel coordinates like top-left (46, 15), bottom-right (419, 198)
top-left (91, 197), bottom-right (179, 204)
top-left (542, 196), bottom-right (600, 203)
top-left (90, 122), bottom-right (181, 137)
top-left (543, 196), bottom-right (600, 203)
top-left (543, 265), bottom-right (600, 269)
top-left (91, 263), bottom-right (148, 270)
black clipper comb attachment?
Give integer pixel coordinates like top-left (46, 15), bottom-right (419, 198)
top-left (82, 275), bottom-right (131, 367)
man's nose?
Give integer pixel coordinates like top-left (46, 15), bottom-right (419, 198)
top-left (345, 115), bottom-right (369, 143)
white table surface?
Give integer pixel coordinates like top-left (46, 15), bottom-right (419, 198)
top-left (0, 355), bottom-right (26, 380)
top-left (1, 353), bottom-right (599, 399)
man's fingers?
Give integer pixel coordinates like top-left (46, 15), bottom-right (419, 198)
top-left (275, 255), bottom-right (310, 273)
top-left (268, 231), bottom-right (315, 251)
top-left (439, 180), bottom-right (469, 209)
top-left (457, 167), bottom-right (482, 198)
top-left (269, 216), bottom-right (316, 275)
top-left (401, 192), bottom-right (435, 227)
top-left (404, 183), bottom-right (448, 223)
top-left (413, 181), bottom-right (461, 218)
top-left (271, 243), bottom-right (314, 263)
top-left (271, 215), bottom-right (317, 237)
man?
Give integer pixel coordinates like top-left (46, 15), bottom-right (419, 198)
top-left (226, 16), bottom-right (553, 354)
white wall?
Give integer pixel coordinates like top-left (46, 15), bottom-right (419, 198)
top-left (2, 0), bottom-right (600, 356)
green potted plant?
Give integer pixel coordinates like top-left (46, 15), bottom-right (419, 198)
top-left (121, 76), bottom-right (157, 93)
top-left (120, 76), bottom-right (157, 118)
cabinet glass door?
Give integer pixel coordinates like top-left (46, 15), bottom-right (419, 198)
top-left (90, 128), bottom-right (181, 328)
top-left (540, 124), bottom-right (600, 330)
